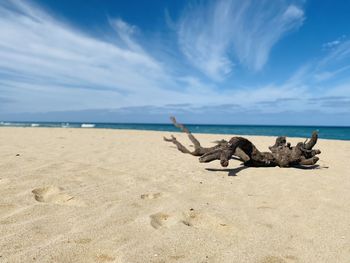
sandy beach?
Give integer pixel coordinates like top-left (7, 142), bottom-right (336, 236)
top-left (0, 127), bottom-right (349, 263)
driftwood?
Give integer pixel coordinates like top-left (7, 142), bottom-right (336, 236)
top-left (164, 117), bottom-right (321, 168)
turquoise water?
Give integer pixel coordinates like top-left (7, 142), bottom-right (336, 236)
top-left (1, 121), bottom-right (349, 140)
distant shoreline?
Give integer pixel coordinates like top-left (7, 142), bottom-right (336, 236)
top-left (1, 120), bottom-right (350, 128)
top-left (1, 122), bottom-right (350, 141)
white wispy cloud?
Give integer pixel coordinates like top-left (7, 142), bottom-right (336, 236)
top-left (314, 65), bottom-right (350, 82)
top-left (319, 39), bottom-right (350, 67)
top-left (177, 0), bottom-right (305, 80)
top-left (0, 0), bottom-right (192, 113)
top-left (322, 40), bottom-right (341, 49)
top-left (307, 39), bottom-right (350, 82)
top-left (322, 35), bottom-right (346, 49)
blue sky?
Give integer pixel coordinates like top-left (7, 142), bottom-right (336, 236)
top-left (0, 0), bottom-right (350, 125)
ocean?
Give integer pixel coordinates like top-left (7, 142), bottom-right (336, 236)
top-left (1, 121), bottom-right (349, 141)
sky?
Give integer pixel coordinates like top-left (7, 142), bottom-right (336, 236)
top-left (0, 0), bottom-right (350, 125)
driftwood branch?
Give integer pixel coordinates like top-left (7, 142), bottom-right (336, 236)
top-left (163, 117), bottom-right (249, 162)
top-left (164, 117), bottom-right (321, 168)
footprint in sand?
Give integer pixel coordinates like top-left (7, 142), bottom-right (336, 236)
top-left (32, 186), bottom-right (84, 206)
top-left (181, 210), bottom-right (198, 227)
top-left (140, 192), bottom-right (162, 200)
top-left (150, 210), bottom-right (232, 230)
top-left (149, 212), bottom-right (178, 229)
top-left (181, 210), bottom-right (232, 230)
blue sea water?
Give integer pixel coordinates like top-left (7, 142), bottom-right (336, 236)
top-left (0, 121), bottom-right (349, 140)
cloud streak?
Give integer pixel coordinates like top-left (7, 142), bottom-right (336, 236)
top-left (0, 0), bottom-right (189, 113)
top-left (319, 39), bottom-right (350, 69)
top-left (177, 0), bottom-right (304, 80)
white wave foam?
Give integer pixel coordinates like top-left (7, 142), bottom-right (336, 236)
top-left (1, 122), bottom-right (13, 126)
top-left (31, 123), bottom-right (40, 127)
top-left (81, 123), bottom-right (95, 128)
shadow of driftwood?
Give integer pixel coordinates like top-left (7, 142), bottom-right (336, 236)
top-left (292, 164), bottom-right (329, 170)
top-left (206, 166), bottom-right (249, 176)
top-left (206, 164), bottom-right (328, 176)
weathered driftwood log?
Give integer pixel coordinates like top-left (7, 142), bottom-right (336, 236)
top-left (164, 117), bottom-right (321, 168)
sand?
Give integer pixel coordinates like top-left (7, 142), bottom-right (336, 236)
top-left (0, 127), bottom-right (349, 263)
